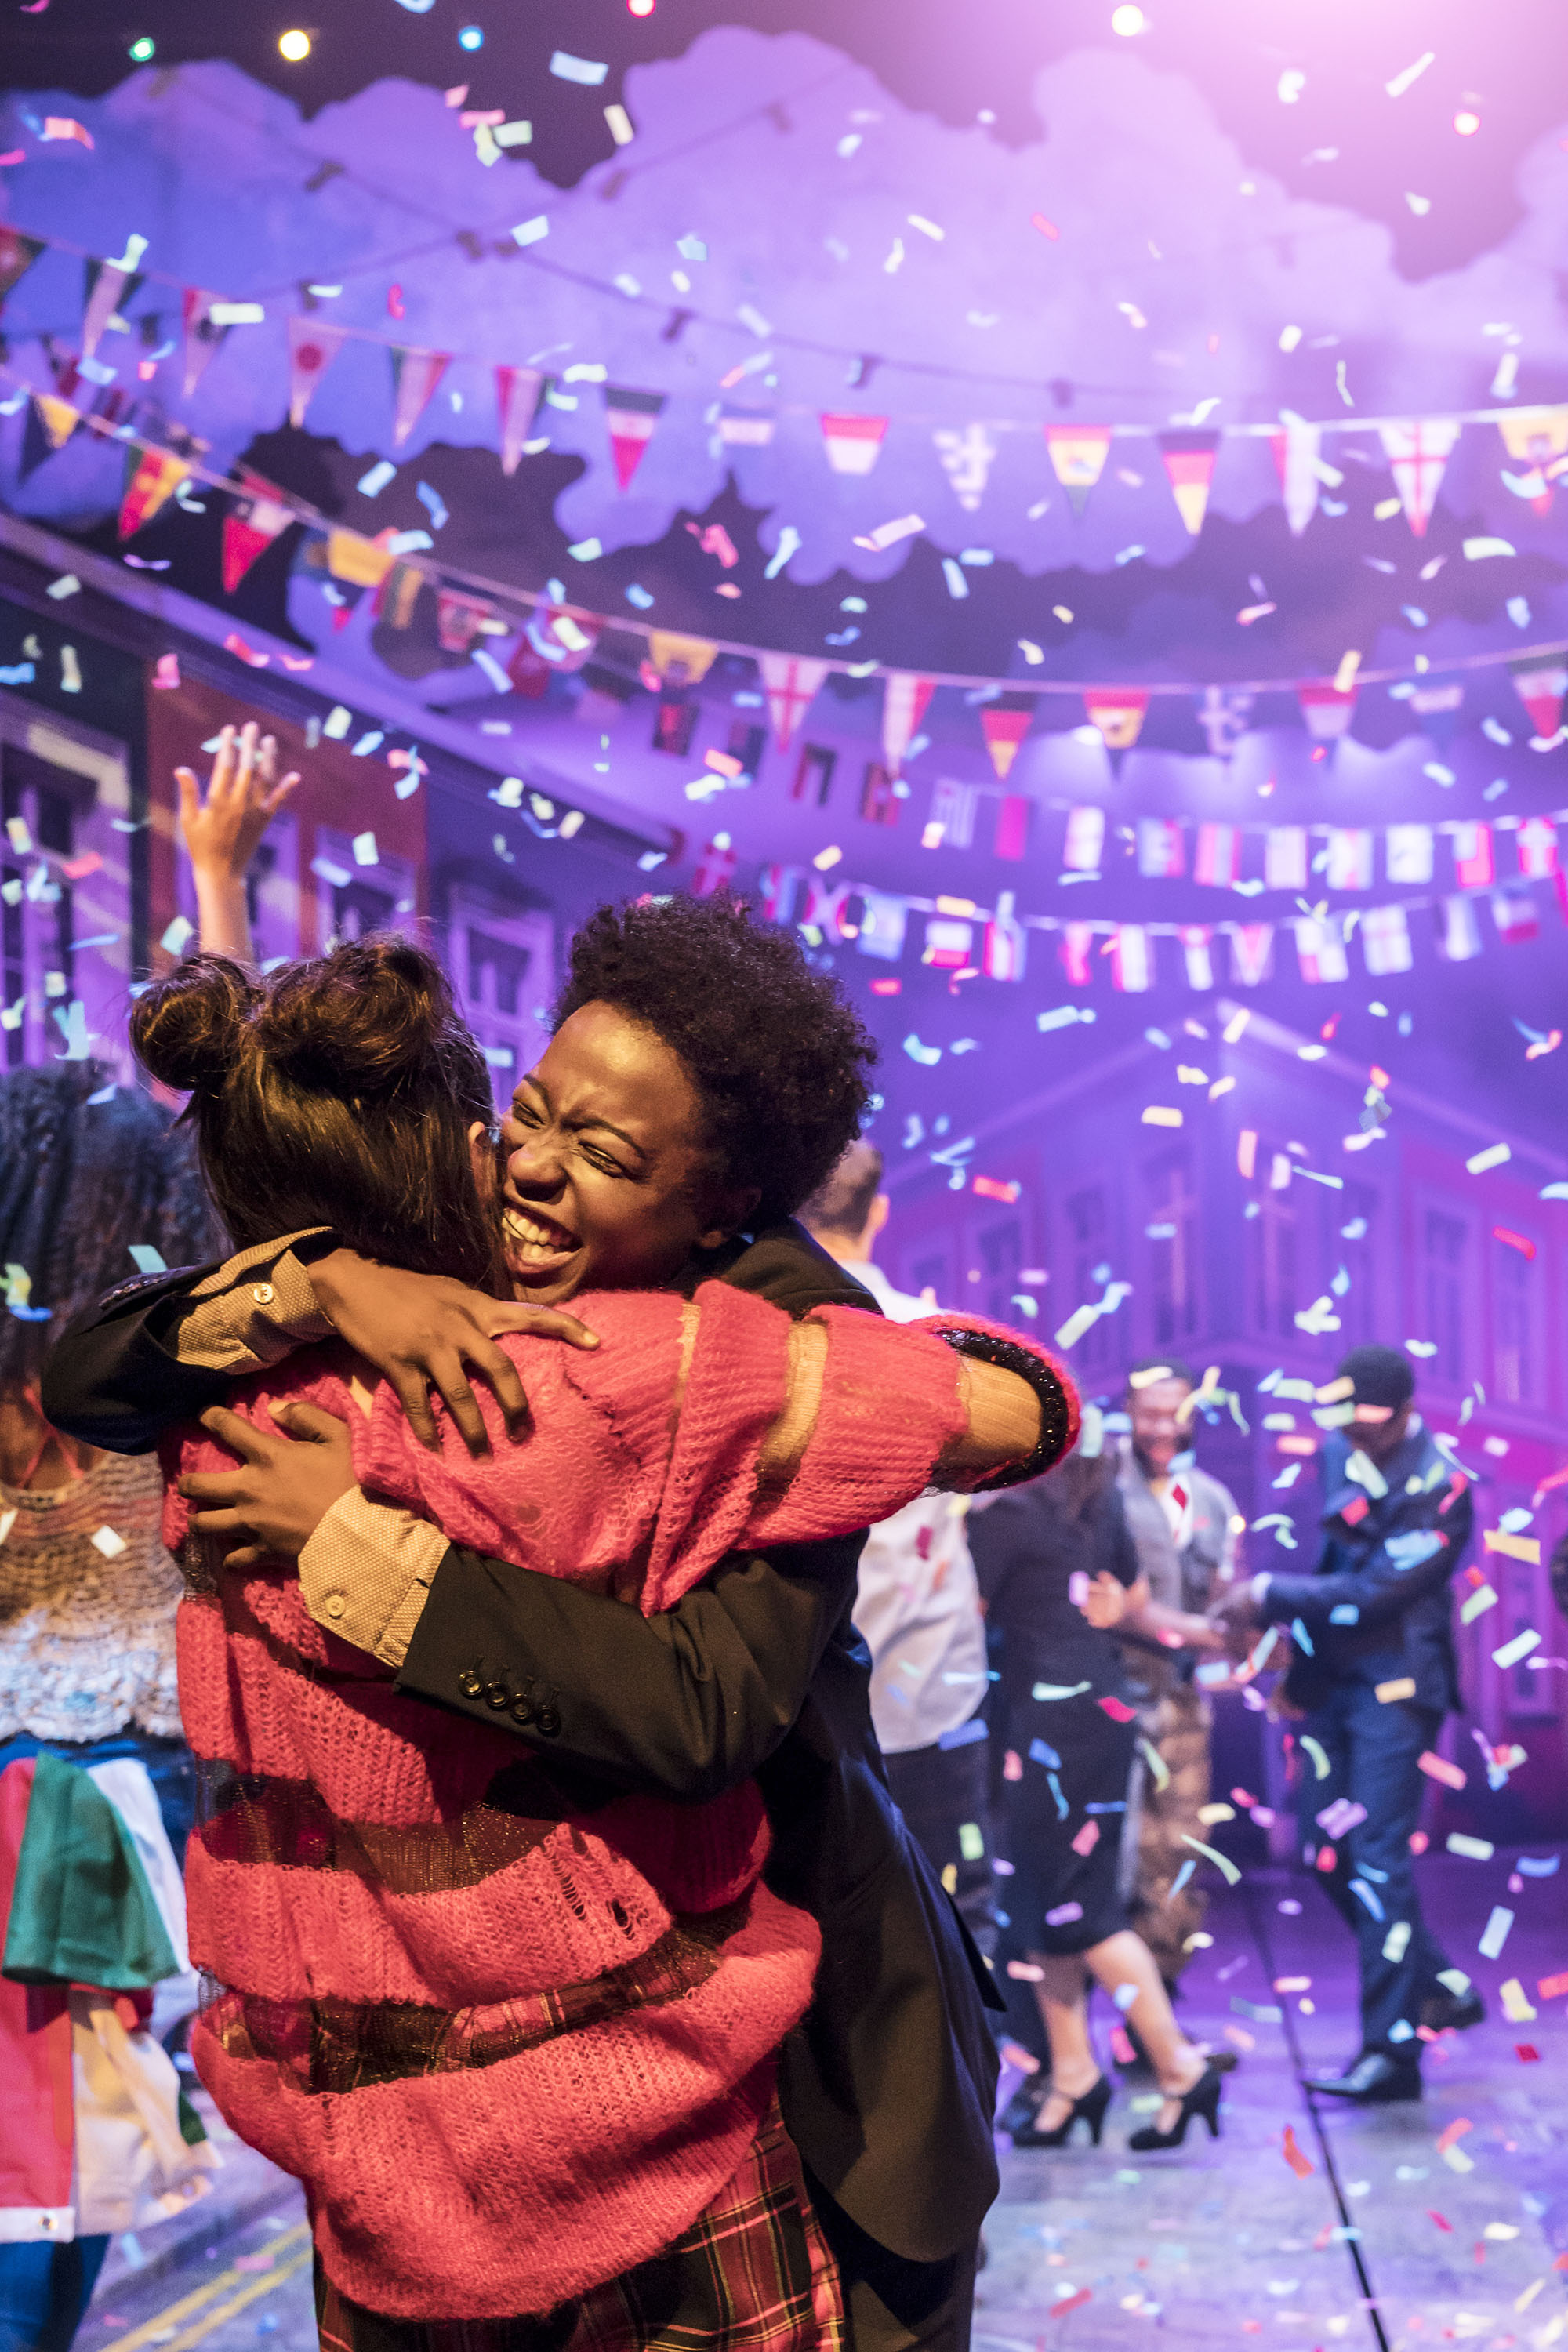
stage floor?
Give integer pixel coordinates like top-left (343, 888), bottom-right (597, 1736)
top-left (979, 1849), bottom-right (1566, 2350)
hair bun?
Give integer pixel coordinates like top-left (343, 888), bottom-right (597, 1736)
top-left (255, 935), bottom-right (456, 1098)
top-left (131, 955), bottom-right (257, 1095)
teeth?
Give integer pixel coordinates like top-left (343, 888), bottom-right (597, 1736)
top-left (503, 1206), bottom-right (576, 1258)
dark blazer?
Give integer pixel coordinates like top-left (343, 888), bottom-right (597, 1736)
top-left (42, 1221), bottom-right (1003, 2263)
top-left (1264, 1420), bottom-right (1472, 1716)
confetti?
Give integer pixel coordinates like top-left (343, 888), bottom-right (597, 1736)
top-left (89, 1525), bottom-right (129, 1559)
top-left (1375, 1676), bottom-right (1417, 1703)
top-left (1180, 1833), bottom-right (1241, 1886)
top-left (1479, 1906), bottom-right (1514, 1959)
top-left (1280, 2128), bottom-right (1315, 2179)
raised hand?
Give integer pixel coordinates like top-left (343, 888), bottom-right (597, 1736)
top-left (176, 720), bottom-right (301, 962)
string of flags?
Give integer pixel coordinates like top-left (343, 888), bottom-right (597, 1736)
top-left (5, 223), bottom-right (1568, 531)
top-left (731, 840), bottom-right (1568, 1000)
top-left (8, 357), bottom-right (1568, 790)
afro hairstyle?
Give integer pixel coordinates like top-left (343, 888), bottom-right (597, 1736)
top-left (554, 893), bottom-right (877, 1229)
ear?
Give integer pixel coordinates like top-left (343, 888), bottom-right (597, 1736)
top-left (868, 1191), bottom-right (891, 1241)
top-left (467, 1120), bottom-right (498, 1199)
top-left (695, 1183), bottom-right (763, 1250)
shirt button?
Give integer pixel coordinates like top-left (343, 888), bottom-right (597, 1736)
top-left (251, 1283), bottom-right (275, 1305)
top-left (325, 1593), bottom-right (347, 1620)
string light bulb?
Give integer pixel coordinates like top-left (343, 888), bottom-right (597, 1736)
top-left (1110, 5), bottom-right (1145, 32)
top-left (278, 28), bottom-right (312, 60)
top-left (628, 0), bottom-right (655, 15)
top-left (1454, 107), bottom-right (1481, 136)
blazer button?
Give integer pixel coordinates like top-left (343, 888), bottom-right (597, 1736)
top-left (459, 1668), bottom-right (483, 1697)
top-left (485, 1681), bottom-right (510, 1710)
top-left (510, 1690), bottom-right (535, 1725)
top-left (535, 1704), bottom-right (561, 1737)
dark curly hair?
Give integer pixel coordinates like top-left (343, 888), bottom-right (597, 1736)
top-left (0, 1061), bottom-right (222, 1385)
top-left (555, 895), bottom-right (877, 1228)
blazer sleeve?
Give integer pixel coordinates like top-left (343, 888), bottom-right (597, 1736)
top-left (41, 1269), bottom-right (234, 1452)
top-left (395, 1534), bottom-right (865, 1804)
top-left (1264, 1479), bottom-right (1473, 1633)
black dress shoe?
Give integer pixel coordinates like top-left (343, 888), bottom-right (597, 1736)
top-left (1301, 2052), bottom-right (1421, 2103)
top-left (1420, 1990), bottom-right (1486, 2034)
top-left (1014, 2074), bottom-right (1112, 2148)
top-left (1126, 2063), bottom-right (1224, 2151)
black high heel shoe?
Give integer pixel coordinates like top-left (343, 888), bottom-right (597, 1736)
top-left (1012, 2074), bottom-right (1112, 2148)
top-left (1127, 2063), bottom-right (1223, 2151)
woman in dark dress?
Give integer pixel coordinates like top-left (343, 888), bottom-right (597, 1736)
top-left (971, 1439), bottom-right (1226, 2151)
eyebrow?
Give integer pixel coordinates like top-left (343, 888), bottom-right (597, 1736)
top-left (513, 1076), bottom-right (651, 1164)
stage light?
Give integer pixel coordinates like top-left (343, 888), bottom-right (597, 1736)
top-left (1454, 109), bottom-right (1481, 136)
top-left (1110, 5), bottom-right (1145, 32)
top-left (278, 28), bottom-right (311, 60)
top-left (129, 34), bottom-right (155, 60)
top-left (458, 24), bottom-right (484, 48)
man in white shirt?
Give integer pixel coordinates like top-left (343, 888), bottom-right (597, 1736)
top-left (1114, 1357), bottom-right (1242, 1988)
top-left (800, 1144), bottom-right (997, 1955)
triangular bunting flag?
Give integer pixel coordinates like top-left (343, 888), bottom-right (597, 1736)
top-left (933, 422), bottom-right (997, 512)
top-left (758, 653), bottom-right (828, 750)
top-left (648, 631), bottom-right (717, 685)
top-left (32, 392), bottom-right (81, 453)
top-left (0, 230), bottom-right (45, 314)
top-left (289, 316), bottom-right (347, 429)
top-left (1269, 415), bottom-right (1321, 536)
top-left (1509, 655), bottom-right (1568, 743)
top-left (1377, 417), bottom-right (1462, 537)
top-left (181, 288), bottom-right (229, 398)
top-left (1497, 407), bottom-right (1568, 515)
top-left (718, 404), bottom-right (775, 451)
top-left (980, 701), bottom-right (1031, 780)
top-left (821, 412), bottom-right (889, 476)
top-left (1045, 424), bottom-right (1111, 516)
top-left (221, 473), bottom-right (295, 592)
top-left (1298, 683), bottom-right (1357, 741)
top-left (390, 344), bottom-right (450, 449)
top-left (1158, 429), bottom-right (1220, 535)
top-left (882, 673), bottom-right (935, 776)
top-left (495, 365), bottom-right (544, 474)
top-left (1083, 688), bottom-right (1147, 753)
top-left (118, 445), bottom-right (191, 539)
top-left (603, 383), bottom-right (666, 489)
top-left (1408, 677), bottom-right (1463, 747)
top-left (82, 257), bottom-right (143, 361)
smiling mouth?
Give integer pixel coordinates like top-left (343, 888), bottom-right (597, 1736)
top-left (502, 1205), bottom-right (580, 1269)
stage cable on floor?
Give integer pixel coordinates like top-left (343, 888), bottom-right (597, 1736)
top-left (1239, 1879), bottom-right (1392, 2352)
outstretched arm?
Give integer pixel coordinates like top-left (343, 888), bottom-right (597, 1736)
top-left (180, 719), bottom-right (300, 965)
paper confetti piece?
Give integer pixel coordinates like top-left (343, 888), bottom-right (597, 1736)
top-left (1436, 2118), bottom-right (1472, 2155)
top-left (1479, 1906), bottom-right (1514, 1959)
top-left (1428, 2210), bottom-right (1454, 2234)
top-left (1301, 1737), bottom-right (1330, 1780)
top-left (1418, 1751), bottom-right (1466, 1788)
top-left (1045, 1900), bottom-right (1083, 1927)
top-left (1375, 1676), bottom-right (1417, 1703)
top-left (1180, 1833), bottom-right (1241, 1886)
top-left (1499, 1979), bottom-right (1537, 2023)
top-left (1281, 2128), bottom-right (1315, 2179)
top-left (1446, 1833), bottom-right (1494, 1861)
top-left (89, 1525), bottom-right (128, 1559)
top-left (1538, 1969), bottom-right (1568, 1999)
top-left (1098, 1695), bottom-right (1136, 1722)
top-left (160, 915), bottom-right (194, 957)
top-left (1493, 1628), bottom-right (1541, 1670)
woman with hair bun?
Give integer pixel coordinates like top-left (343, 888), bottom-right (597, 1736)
top-left (114, 926), bottom-right (1074, 2352)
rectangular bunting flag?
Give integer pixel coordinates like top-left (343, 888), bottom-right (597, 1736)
top-left (1385, 823), bottom-right (1435, 885)
top-left (1060, 924), bottom-right (1095, 986)
top-left (1231, 924), bottom-right (1274, 986)
top-left (983, 891), bottom-right (1027, 981)
top-left (1138, 817), bottom-right (1185, 878)
top-left (1436, 895), bottom-right (1483, 962)
top-left (928, 779), bottom-right (978, 849)
top-left (1194, 822), bottom-right (1240, 887)
top-left (1264, 827), bottom-right (1308, 892)
top-left (1493, 890), bottom-right (1539, 946)
top-left (1326, 829), bottom-right (1374, 891)
top-left (1453, 821), bottom-right (1495, 891)
top-left (1295, 916), bottom-right (1348, 985)
top-left (857, 890), bottom-right (908, 961)
top-left (1110, 925), bottom-right (1152, 992)
top-left (1062, 806), bottom-right (1105, 873)
top-left (934, 422), bottom-right (996, 511)
top-left (1516, 816), bottom-right (1559, 879)
top-left (994, 794), bottom-right (1030, 862)
top-left (1179, 924), bottom-right (1214, 989)
top-left (1363, 905), bottom-right (1414, 976)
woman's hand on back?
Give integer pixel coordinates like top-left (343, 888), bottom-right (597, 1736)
top-left (307, 1248), bottom-right (599, 1454)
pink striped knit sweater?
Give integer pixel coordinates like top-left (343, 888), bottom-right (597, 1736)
top-left (162, 1284), bottom-right (1023, 2321)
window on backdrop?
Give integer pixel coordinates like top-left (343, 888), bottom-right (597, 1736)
top-left (977, 1218), bottom-right (1022, 1325)
top-left (1065, 1183), bottom-right (1117, 1377)
top-left (448, 893), bottom-right (554, 1109)
top-left (1420, 1207), bottom-right (1469, 1389)
top-left (1250, 1147), bottom-right (1298, 1341)
top-left (1490, 1229), bottom-right (1541, 1407)
top-left (1143, 1148), bottom-right (1198, 1347)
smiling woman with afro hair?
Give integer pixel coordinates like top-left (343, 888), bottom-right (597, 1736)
top-left (554, 891), bottom-right (877, 1231)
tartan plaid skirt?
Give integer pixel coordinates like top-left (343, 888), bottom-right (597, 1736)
top-left (314, 2098), bottom-right (847, 2352)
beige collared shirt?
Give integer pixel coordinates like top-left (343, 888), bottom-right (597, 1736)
top-left (173, 1232), bottom-right (444, 1666)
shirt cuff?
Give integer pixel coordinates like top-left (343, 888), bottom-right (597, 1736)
top-left (175, 1231), bottom-right (336, 1372)
top-left (299, 1488), bottom-right (448, 1669)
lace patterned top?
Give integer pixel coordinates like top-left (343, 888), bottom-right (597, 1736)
top-left (0, 1450), bottom-right (182, 1741)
